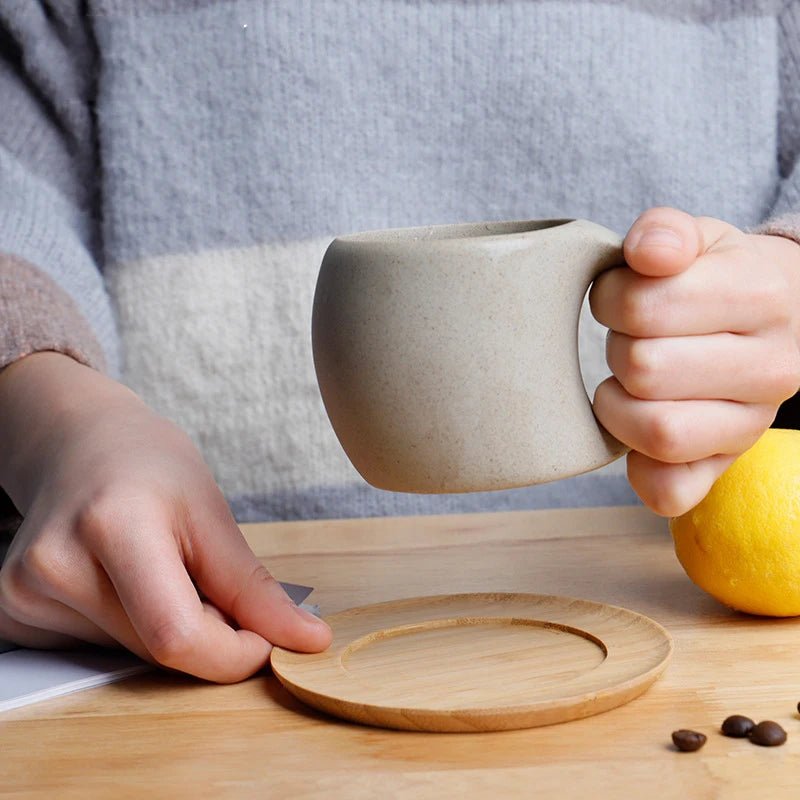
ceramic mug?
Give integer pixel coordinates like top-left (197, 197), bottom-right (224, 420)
top-left (311, 218), bottom-right (629, 493)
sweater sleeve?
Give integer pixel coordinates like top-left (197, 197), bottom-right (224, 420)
top-left (761, 4), bottom-right (800, 431)
top-left (754, 3), bottom-right (800, 244)
top-left (0, 2), bottom-right (119, 375)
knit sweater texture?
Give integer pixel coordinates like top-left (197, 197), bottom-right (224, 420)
top-left (1, 0), bottom-right (799, 521)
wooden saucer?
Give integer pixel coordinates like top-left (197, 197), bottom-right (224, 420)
top-left (270, 593), bottom-right (672, 732)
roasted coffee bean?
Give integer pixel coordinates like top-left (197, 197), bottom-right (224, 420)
top-left (671, 729), bottom-right (707, 752)
top-left (721, 715), bottom-right (755, 738)
top-left (749, 720), bottom-right (787, 747)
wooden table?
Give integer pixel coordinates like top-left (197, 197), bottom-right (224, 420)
top-left (2, 506), bottom-right (799, 798)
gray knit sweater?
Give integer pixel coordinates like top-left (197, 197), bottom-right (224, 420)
top-left (1, 0), bottom-right (799, 521)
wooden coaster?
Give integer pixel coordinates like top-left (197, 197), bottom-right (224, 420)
top-left (271, 593), bottom-right (672, 732)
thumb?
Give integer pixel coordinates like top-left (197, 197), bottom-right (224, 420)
top-left (187, 504), bottom-right (332, 653)
top-left (225, 558), bottom-right (333, 654)
top-left (623, 207), bottom-right (704, 278)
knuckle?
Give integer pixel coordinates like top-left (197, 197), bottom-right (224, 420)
top-left (145, 616), bottom-right (198, 667)
top-left (0, 561), bottom-right (28, 613)
top-left (246, 563), bottom-right (277, 591)
top-left (641, 413), bottom-right (684, 463)
top-left (770, 358), bottom-right (800, 403)
top-left (775, 340), bottom-right (800, 396)
top-left (651, 484), bottom-right (698, 518)
top-left (628, 462), bottom-right (697, 518)
top-left (763, 393), bottom-right (778, 421)
top-left (72, 484), bottom-right (156, 550)
top-left (231, 563), bottom-right (278, 618)
top-left (73, 488), bottom-right (121, 539)
top-left (726, 412), bottom-right (771, 455)
top-left (18, 541), bottom-right (64, 592)
top-left (754, 405), bottom-right (778, 436)
top-left (645, 489), bottom-right (687, 518)
top-left (616, 339), bottom-right (663, 400)
top-left (0, 555), bottom-right (48, 621)
top-left (647, 471), bottom-right (704, 518)
top-left (616, 286), bottom-right (657, 337)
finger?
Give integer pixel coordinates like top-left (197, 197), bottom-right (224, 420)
top-left (0, 604), bottom-right (84, 650)
top-left (590, 246), bottom-right (777, 337)
top-left (623, 207), bottom-right (705, 278)
top-left (626, 450), bottom-right (737, 517)
top-left (184, 497), bottom-right (331, 653)
top-left (96, 520), bottom-right (273, 683)
top-left (606, 330), bottom-right (800, 404)
top-left (40, 558), bottom-right (157, 662)
top-left (593, 376), bottom-right (774, 463)
top-left (2, 525), bottom-right (153, 659)
top-left (2, 595), bottom-right (119, 649)
top-left (0, 548), bottom-right (122, 649)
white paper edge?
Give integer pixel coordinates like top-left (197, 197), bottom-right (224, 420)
top-left (0, 663), bottom-right (152, 713)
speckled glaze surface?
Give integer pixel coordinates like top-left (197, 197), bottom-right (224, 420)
top-left (312, 219), bottom-right (628, 493)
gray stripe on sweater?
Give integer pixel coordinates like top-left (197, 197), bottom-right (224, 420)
top-left (94, 0), bottom-right (781, 265)
top-left (89, 0), bottom-right (786, 24)
top-left (778, 3), bottom-right (800, 179)
top-left (0, 1), bottom-right (98, 227)
top-left (0, 56), bottom-right (86, 207)
top-left (774, 3), bottom-right (800, 217)
top-left (0, 148), bottom-right (121, 375)
top-left (228, 472), bottom-right (641, 523)
top-left (0, 2), bottom-right (119, 372)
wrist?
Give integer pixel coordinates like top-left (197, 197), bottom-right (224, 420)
top-left (0, 352), bottom-right (136, 513)
top-left (752, 230), bottom-right (800, 265)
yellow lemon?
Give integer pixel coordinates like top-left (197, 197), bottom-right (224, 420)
top-left (669, 428), bottom-right (800, 616)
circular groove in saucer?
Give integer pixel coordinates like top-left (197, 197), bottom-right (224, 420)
top-left (271, 593), bottom-right (672, 732)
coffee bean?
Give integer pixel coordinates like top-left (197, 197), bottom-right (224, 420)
top-left (797, 701), bottom-right (800, 715)
top-left (749, 720), bottom-right (787, 747)
top-left (721, 715), bottom-right (755, 738)
top-left (672, 729), bottom-right (707, 752)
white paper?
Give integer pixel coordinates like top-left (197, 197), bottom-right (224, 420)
top-left (0, 582), bottom-right (317, 712)
top-left (0, 648), bottom-right (150, 712)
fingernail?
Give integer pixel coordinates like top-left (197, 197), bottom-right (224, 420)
top-left (293, 603), bottom-right (327, 626)
top-left (629, 226), bottom-right (684, 250)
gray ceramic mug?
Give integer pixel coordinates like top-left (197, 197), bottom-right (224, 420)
top-left (312, 218), bottom-right (628, 493)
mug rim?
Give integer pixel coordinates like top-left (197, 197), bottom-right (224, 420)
top-left (335, 218), bottom-right (576, 244)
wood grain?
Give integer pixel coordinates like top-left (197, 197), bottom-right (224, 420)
top-left (271, 592), bottom-right (671, 731)
top-left (2, 506), bottom-right (800, 799)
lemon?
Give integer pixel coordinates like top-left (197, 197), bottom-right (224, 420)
top-left (669, 428), bottom-right (800, 617)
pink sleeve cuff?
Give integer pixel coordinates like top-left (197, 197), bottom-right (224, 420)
top-left (750, 212), bottom-right (800, 247)
top-left (0, 252), bottom-right (107, 373)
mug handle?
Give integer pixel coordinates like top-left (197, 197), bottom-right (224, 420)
top-left (568, 219), bottom-right (630, 465)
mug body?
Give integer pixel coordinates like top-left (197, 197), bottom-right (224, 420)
top-left (312, 219), bottom-right (626, 493)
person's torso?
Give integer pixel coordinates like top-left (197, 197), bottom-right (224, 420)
top-left (90, 0), bottom-right (784, 519)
